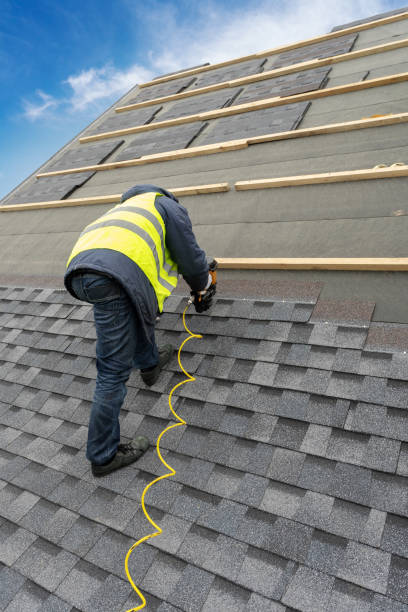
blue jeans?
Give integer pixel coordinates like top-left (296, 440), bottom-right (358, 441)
top-left (71, 273), bottom-right (159, 465)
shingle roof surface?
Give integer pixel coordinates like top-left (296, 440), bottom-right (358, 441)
top-left (1, 286), bottom-right (408, 611)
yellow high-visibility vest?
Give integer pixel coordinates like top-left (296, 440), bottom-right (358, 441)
top-left (67, 192), bottom-right (178, 311)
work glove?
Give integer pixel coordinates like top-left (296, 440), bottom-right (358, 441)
top-left (190, 259), bottom-right (217, 313)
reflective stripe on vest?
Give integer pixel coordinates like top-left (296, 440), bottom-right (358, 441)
top-left (99, 204), bottom-right (178, 280)
top-left (66, 192), bottom-right (178, 309)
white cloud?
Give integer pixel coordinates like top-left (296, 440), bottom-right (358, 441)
top-left (65, 63), bottom-right (154, 111)
top-left (21, 0), bottom-right (391, 121)
top-left (22, 90), bottom-right (59, 121)
top-left (148, 0), bottom-right (387, 73)
top-left (22, 63), bottom-right (154, 121)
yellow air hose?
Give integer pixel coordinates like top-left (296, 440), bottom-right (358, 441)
top-left (125, 301), bottom-right (201, 611)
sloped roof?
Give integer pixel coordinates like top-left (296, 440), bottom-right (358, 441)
top-left (1, 285), bottom-right (408, 611)
top-left (1, 7), bottom-right (408, 321)
top-left (1, 5), bottom-right (408, 612)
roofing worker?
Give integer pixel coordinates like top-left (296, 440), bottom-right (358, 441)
top-left (64, 184), bottom-right (216, 477)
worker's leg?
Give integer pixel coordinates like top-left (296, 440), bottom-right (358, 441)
top-left (71, 273), bottom-right (157, 465)
top-left (133, 322), bottom-right (159, 370)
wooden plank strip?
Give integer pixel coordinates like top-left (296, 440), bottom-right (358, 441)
top-left (171, 183), bottom-right (230, 195)
top-left (79, 72), bottom-right (408, 143)
top-left (0, 183), bottom-right (230, 212)
top-left (37, 140), bottom-right (248, 177)
top-left (139, 11), bottom-right (408, 88)
top-left (116, 82), bottom-right (229, 112)
top-left (0, 194), bottom-right (123, 212)
top-left (235, 165), bottom-right (408, 190)
top-left (116, 37), bottom-right (408, 113)
top-left (37, 113), bottom-right (408, 178)
top-left (246, 112), bottom-right (408, 144)
top-left (41, 113), bottom-right (408, 178)
top-left (217, 258), bottom-right (408, 271)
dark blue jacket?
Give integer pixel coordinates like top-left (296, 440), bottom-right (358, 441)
top-left (64, 184), bottom-right (209, 339)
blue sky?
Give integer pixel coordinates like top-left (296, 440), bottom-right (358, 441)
top-left (0, 0), bottom-right (405, 199)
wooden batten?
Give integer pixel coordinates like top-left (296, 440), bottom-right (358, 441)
top-left (0, 183), bottom-right (230, 212)
top-left (245, 112), bottom-right (408, 144)
top-left (138, 11), bottom-right (408, 88)
top-left (36, 113), bottom-right (408, 178)
top-left (0, 194), bottom-right (122, 212)
top-left (116, 38), bottom-right (408, 113)
top-left (170, 183), bottom-right (230, 195)
top-left (79, 72), bottom-right (408, 144)
top-left (116, 81), bottom-right (230, 112)
top-left (216, 258), bottom-right (408, 271)
top-left (235, 165), bottom-right (408, 190)
top-left (37, 141), bottom-right (248, 177)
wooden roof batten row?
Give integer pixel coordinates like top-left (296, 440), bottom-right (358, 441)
top-left (235, 164), bottom-right (408, 190)
top-left (217, 258), bottom-right (408, 271)
top-left (5, 167), bottom-right (408, 271)
top-left (0, 183), bottom-right (231, 212)
top-left (8, 164), bottom-right (408, 213)
top-left (79, 72), bottom-right (408, 144)
top-left (37, 113), bottom-right (408, 178)
top-left (116, 37), bottom-right (408, 113)
top-left (138, 10), bottom-right (408, 87)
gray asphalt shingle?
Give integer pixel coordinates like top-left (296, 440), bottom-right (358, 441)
top-left (238, 547), bottom-right (295, 600)
top-left (282, 565), bottom-right (335, 612)
top-left (167, 564), bottom-right (215, 611)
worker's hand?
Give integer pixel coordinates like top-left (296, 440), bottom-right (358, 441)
top-left (190, 285), bottom-right (215, 312)
top-left (191, 259), bottom-right (217, 313)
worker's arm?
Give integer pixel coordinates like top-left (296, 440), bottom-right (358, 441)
top-left (156, 196), bottom-right (209, 291)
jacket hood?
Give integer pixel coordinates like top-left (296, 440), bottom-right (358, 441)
top-left (121, 184), bottom-right (179, 204)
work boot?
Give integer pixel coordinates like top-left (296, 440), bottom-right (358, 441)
top-left (141, 344), bottom-right (174, 387)
top-left (91, 436), bottom-right (149, 477)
